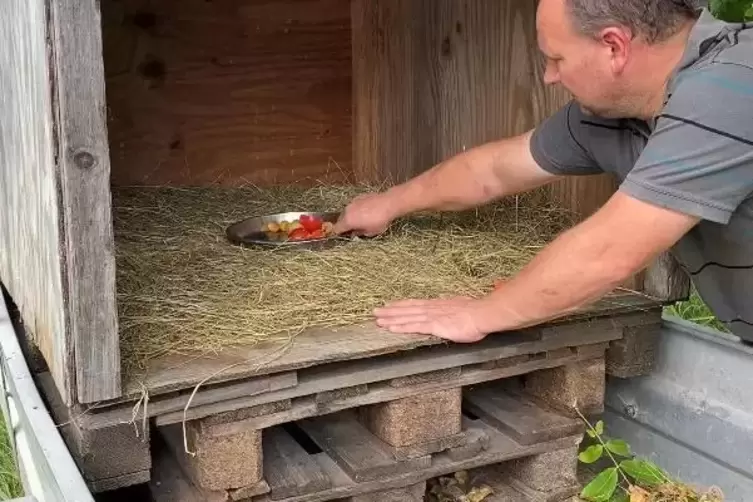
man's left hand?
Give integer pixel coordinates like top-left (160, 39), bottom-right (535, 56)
top-left (373, 297), bottom-right (492, 343)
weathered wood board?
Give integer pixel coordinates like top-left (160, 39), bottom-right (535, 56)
top-left (79, 306), bottom-right (658, 428)
top-left (150, 390), bottom-right (584, 502)
top-left (101, 0), bottom-right (353, 187)
top-left (353, 0), bottom-right (550, 183)
top-left (49, 0), bottom-right (122, 404)
top-left (119, 290), bottom-right (657, 400)
top-left (0, 0), bottom-right (71, 403)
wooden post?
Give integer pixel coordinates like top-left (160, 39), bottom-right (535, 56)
top-left (49, 0), bottom-right (121, 403)
top-left (0, 0), bottom-right (73, 404)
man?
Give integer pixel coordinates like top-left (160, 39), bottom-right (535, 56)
top-left (334, 0), bottom-right (753, 344)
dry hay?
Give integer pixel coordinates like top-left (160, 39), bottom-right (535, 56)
top-left (112, 184), bottom-right (573, 379)
top-left (626, 484), bottom-right (724, 502)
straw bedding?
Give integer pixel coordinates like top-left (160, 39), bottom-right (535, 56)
top-left (112, 185), bottom-right (574, 378)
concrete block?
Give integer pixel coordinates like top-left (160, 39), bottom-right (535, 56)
top-left (525, 358), bottom-right (605, 416)
top-left (160, 421), bottom-right (263, 491)
top-left (606, 322), bottom-right (662, 378)
top-left (508, 447), bottom-right (579, 492)
top-left (359, 388), bottom-right (462, 447)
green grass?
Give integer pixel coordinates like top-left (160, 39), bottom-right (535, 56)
top-left (0, 414), bottom-right (23, 500)
top-left (663, 288), bottom-right (729, 333)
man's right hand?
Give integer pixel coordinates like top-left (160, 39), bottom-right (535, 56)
top-left (333, 192), bottom-right (398, 236)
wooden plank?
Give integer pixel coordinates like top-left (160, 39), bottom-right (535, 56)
top-left (353, 0), bottom-right (547, 183)
top-left (149, 322), bottom-right (623, 427)
top-left (0, 0), bottom-right (71, 404)
top-left (82, 371), bottom-right (298, 427)
top-left (122, 290), bottom-right (659, 400)
top-left (641, 252), bottom-right (691, 302)
top-left (463, 385), bottom-right (583, 445)
top-left (49, 0), bottom-right (121, 403)
top-left (199, 346), bottom-right (591, 436)
top-left (351, 0), bottom-right (418, 184)
top-left (264, 427), bottom-right (332, 499)
top-left (299, 411), bottom-right (431, 482)
top-left (102, 0), bottom-right (352, 187)
top-left (254, 419), bottom-right (583, 502)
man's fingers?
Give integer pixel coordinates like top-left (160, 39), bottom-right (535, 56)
top-left (376, 313), bottom-right (429, 326)
top-left (375, 300), bottom-right (431, 313)
top-left (332, 218), bottom-right (352, 235)
top-left (381, 321), bottom-right (433, 335)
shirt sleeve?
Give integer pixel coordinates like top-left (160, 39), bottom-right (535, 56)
top-left (619, 63), bottom-right (753, 224)
top-left (529, 100), bottom-right (604, 176)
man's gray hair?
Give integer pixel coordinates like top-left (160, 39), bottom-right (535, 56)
top-left (565, 0), bottom-right (704, 43)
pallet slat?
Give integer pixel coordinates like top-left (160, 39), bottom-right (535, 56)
top-left (149, 324), bottom-right (619, 427)
top-left (299, 412), bottom-right (431, 482)
top-left (264, 427), bottom-right (332, 499)
top-left (463, 384), bottom-right (584, 445)
top-left (150, 388), bottom-right (587, 502)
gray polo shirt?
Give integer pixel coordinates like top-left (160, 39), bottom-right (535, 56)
top-left (530, 9), bottom-right (753, 341)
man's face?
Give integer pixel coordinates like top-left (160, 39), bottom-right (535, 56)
top-left (536, 0), bottom-right (636, 118)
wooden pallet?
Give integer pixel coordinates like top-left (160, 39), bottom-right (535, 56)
top-left (150, 383), bottom-right (586, 502)
top-left (46, 305), bottom-right (662, 492)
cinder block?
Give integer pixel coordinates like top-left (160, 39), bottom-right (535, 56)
top-left (524, 358), bottom-right (605, 416)
top-left (160, 421), bottom-right (263, 491)
top-left (508, 447), bottom-right (579, 493)
top-left (359, 388), bottom-right (462, 447)
top-left (348, 482), bottom-right (426, 502)
top-left (606, 322), bottom-right (662, 378)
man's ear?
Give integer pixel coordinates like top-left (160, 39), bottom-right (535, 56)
top-left (599, 26), bottom-right (632, 74)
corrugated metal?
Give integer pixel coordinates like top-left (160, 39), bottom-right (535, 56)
top-left (604, 315), bottom-right (753, 502)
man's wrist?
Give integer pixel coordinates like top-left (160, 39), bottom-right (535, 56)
top-left (473, 292), bottom-right (526, 335)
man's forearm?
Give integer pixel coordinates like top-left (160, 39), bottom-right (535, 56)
top-left (477, 192), bottom-right (699, 333)
top-left (382, 131), bottom-right (556, 217)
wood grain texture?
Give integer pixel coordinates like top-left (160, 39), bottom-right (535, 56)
top-left (253, 419), bottom-right (583, 502)
top-left (0, 0), bottom-right (71, 403)
top-left (299, 411), bottom-right (431, 482)
top-left (463, 385), bottom-right (583, 445)
top-left (82, 290), bottom-right (657, 410)
top-left (351, 0), bottom-right (417, 184)
top-left (134, 318), bottom-right (622, 429)
top-left (353, 0), bottom-right (547, 183)
top-left (50, 0), bottom-right (121, 403)
top-left (264, 427), bottom-right (332, 499)
top-left (641, 252), bottom-right (691, 302)
top-left (101, 0), bottom-right (352, 187)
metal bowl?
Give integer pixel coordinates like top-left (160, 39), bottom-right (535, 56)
top-left (226, 211), bottom-right (348, 250)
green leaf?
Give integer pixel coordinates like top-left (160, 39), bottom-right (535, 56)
top-left (745, 3), bottom-right (753, 20)
top-left (588, 420), bottom-right (604, 438)
top-left (579, 444), bottom-right (604, 464)
top-left (710, 0), bottom-right (753, 22)
top-left (580, 467), bottom-right (618, 502)
top-left (609, 489), bottom-right (630, 502)
top-left (620, 459), bottom-right (667, 487)
top-left (605, 439), bottom-right (632, 457)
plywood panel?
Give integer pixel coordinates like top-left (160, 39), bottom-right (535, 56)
top-left (102, 0), bottom-right (353, 187)
top-left (0, 0), bottom-right (71, 402)
top-left (50, 0), bottom-right (122, 403)
top-left (353, 0), bottom-right (547, 183)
